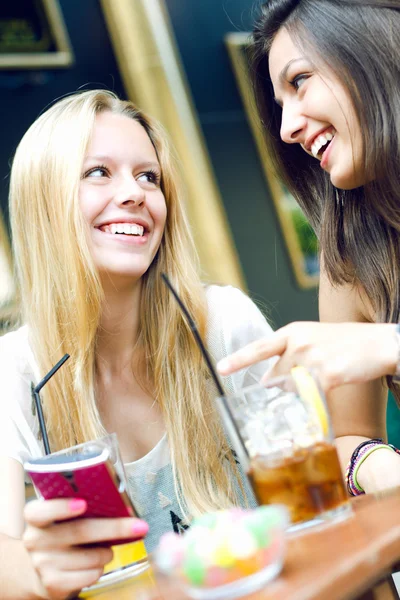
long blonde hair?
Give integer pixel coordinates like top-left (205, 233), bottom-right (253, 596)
top-left (10, 90), bottom-right (241, 516)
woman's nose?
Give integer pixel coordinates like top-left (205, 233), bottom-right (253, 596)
top-left (280, 104), bottom-right (307, 144)
top-left (114, 178), bottom-right (145, 207)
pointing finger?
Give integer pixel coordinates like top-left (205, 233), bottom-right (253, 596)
top-left (217, 332), bottom-right (288, 376)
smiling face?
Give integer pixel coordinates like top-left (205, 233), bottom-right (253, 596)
top-left (79, 111), bottom-right (167, 284)
top-left (268, 28), bottom-right (365, 190)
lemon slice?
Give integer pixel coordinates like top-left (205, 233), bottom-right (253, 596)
top-left (291, 366), bottom-right (329, 437)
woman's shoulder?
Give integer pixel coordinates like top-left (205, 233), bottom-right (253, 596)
top-left (0, 324), bottom-right (29, 345)
top-left (0, 324), bottom-right (38, 391)
top-left (205, 285), bottom-right (275, 389)
top-left (0, 325), bottom-right (31, 368)
top-left (205, 284), bottom-right (261, 312)
top-left (205, 284), bottom-right (274, 353)
top-left (319, 263), bottom-right (374, 322)
top-left (205, 284), bottom-right (271, 321)
top-left (0, 325), bottom-right (42, 463)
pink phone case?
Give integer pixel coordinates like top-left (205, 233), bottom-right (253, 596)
top-left (25, 447), bottom-right (140, 546)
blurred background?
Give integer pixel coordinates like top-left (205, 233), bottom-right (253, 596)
top-left (0, 0), bottom-right (320, 330)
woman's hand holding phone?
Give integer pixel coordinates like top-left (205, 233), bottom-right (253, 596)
top-left (23, 497), bottom-right (149, 600)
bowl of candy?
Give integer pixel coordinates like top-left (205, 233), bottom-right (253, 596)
top-left (154, 505), bottom-right (288, 600)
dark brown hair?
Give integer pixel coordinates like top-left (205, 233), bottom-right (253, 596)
top-left (251, 0), bottom-right (400, 393)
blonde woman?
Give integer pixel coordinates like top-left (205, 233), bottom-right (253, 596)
top-left (0, 90), bottom-right (275, 600)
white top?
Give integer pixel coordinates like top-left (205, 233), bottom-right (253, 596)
top-left (0, 285), bottom-right (274, 551)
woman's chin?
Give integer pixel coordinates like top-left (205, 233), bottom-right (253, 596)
top-left (98, 267), bottom-right (147, 286)
top-left (329, 167), bottom-right (367, 190)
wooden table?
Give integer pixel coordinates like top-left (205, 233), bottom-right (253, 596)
top-left (82, 489), bottom-right (400, 600)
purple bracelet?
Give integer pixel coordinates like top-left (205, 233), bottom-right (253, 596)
top-left (346, 438), bottom-right (400, 496)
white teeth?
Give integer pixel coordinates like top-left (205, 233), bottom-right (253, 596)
top-left (107, 223), bottom-right (144, 236)
top-left (130, 225), bottom-right (144, 235)
top-left (311, 130), bottom-right (335, 158)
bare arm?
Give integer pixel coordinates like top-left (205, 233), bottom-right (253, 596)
top-left (319, 271), bottom-right (400, 492)
top-left (0, 457), bottom-right (45, 600)
top-left (318, 272), bottom-right (388, 472)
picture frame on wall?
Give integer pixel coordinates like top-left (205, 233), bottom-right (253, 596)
top-left (225, 32), bottom-right (319, 290)
top-left (0, 0), bottom-right (74, 69)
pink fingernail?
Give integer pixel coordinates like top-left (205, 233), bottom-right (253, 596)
top-left (69, 499), bottom-right (87, 512)
top-left (131, 520), bottom-right (149, 537)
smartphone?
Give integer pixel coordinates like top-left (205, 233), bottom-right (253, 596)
top-left (24, 443), bottom-right (140, 544)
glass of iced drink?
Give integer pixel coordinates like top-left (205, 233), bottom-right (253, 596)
top-left (216, 367), bottom-right (350, 531)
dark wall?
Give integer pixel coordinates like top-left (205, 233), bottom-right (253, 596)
top-left (165, 0), bottom-right (319, 327)
top-left (0, 0), bottom-right (126, 230)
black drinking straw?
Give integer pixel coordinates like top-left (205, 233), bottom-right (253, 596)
top-left (31, 354), bottom-right (70, 455)
top-left (161, 273), bottom-right (249, 464)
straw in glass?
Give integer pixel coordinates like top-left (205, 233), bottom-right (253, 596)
top-left (160, 273), bottom-right (249, 467)
top-left (31, 354), bottom-right (70, 454)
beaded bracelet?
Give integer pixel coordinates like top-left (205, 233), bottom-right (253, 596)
top-left (345, 438), bottom-right (400, 496)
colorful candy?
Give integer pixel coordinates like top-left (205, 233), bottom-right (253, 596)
top-left (154, 505), bottom-right (288, 597)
